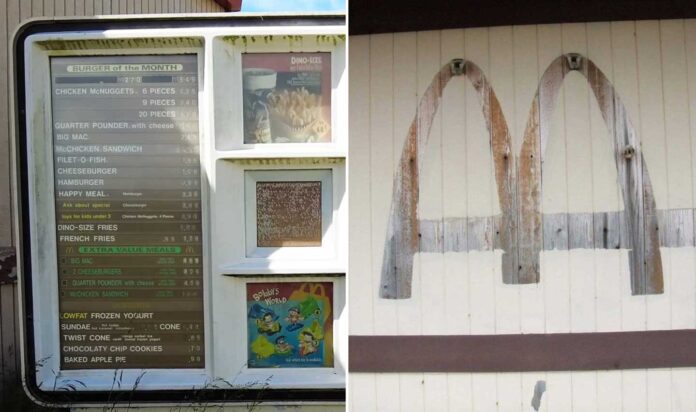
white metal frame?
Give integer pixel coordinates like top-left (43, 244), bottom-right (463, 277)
top-left (244, 169), bottom-right (334, 258)
top-left (215, 161), bottom-right (346, 275)
top-left (217, 275), bottom-right (346, 389)
top-left (19, 20), bottom-right (347, 396)
top-left (212, 33), bottom-right (347, 157)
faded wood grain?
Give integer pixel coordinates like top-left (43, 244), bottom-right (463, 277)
top-left (515, 33), bottom-right (548, 284)
top-left (519, 54), bottom-right (661, 294)
top-left (488, 31), bottom-right (523, 349)
top-left (392, 32), bottom-right (421, 334)
top-left (420, 208), bottom-right (695, 252)
top-left (659, 208), bottom-right (694, 247)
top-left (517, 86), bottom-right (543, 283)
top-left (443, 217), bottom-right (467, 252)
top-left (468, 61), bottom-right (518, 285)
top-left (640, 157), bottom-right (665, 294)
top-left (379, 63), bottom-right (453, 298)
top-left (568, 213), bottom-right (594, 249)
top-left (380, 59), bottom-right (517, 298)
top-left (593, 211), bottom-right (622, 249)
top-left (542, 213), bottom-right (569, 250)
top-left (383, 53), bottom-right (666, 298)
top-left (521, 54), bottom-right (663, 295)
top-left (585, 57), bottom-right (663, 294)
top-left (468, 216), bottom-right (494, 252)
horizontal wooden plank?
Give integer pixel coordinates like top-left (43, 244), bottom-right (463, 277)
top-left (350, 329), bottom-right (696, 372)
top-left (658, 208), bottom-right (695, 247)
top-left (542, 212), bottom-right (569, 250)
top-left (418, 208), bottom-right (696, 252)
top-left (420, 217), bottom-right (496, 252)
top-left (568, 212), bottom-right (594, 249)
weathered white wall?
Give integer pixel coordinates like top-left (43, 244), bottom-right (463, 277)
top-left (349, 20), bottom-right (696, 411)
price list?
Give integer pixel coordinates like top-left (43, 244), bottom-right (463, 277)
top-left (50, 55), bottom-right (204, 369)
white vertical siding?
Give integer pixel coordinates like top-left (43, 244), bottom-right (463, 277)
top-left (350, 19), bottom-right (696, 411)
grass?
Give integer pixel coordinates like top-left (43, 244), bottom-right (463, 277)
top-left (24, 360), bottom-right (274, 411)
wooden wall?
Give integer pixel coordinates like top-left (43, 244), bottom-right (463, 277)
top-left (0, 0), bottom-right (224, 404)
top-left (349, 20), bottom-right (696, 411)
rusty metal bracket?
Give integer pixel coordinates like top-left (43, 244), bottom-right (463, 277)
top-left (565, 53), bottom-right (583, 71)
top-left (623, 145), bottom-right (636, 159)
top-left (450, 58), bottom-right (466, 76)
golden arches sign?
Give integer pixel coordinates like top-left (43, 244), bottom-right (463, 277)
top-left (381, 53), bottom-right (666, 299)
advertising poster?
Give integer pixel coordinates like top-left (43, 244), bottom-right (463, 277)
top-left (247, 282), bottom-right (333, 368)
top-left (242, 52), bottom-right (331, 144)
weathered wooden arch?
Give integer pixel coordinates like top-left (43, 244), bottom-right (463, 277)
top-left (380, 53), bottom-right (663, 299)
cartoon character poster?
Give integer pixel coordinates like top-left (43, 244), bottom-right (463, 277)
top-left (247, 282), bottom-right (333, 368)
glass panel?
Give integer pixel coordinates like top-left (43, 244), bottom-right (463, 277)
top-left (242, 53), bottom-right (332, 144)
top-left (247, 282), bottom-right (334, 368)
top-left (51, 55), bottom-right (205, 369)
top-left (256, 181), bottom-right (323, 247)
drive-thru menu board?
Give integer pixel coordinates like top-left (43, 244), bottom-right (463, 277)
top-left (51, 55), bottom-right (204, 369)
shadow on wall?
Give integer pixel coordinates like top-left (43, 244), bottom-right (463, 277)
top-left (1, 375), bottom-right (65, 411)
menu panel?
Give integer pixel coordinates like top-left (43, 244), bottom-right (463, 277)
top-left (51, 55), bottom-right (204, 369)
